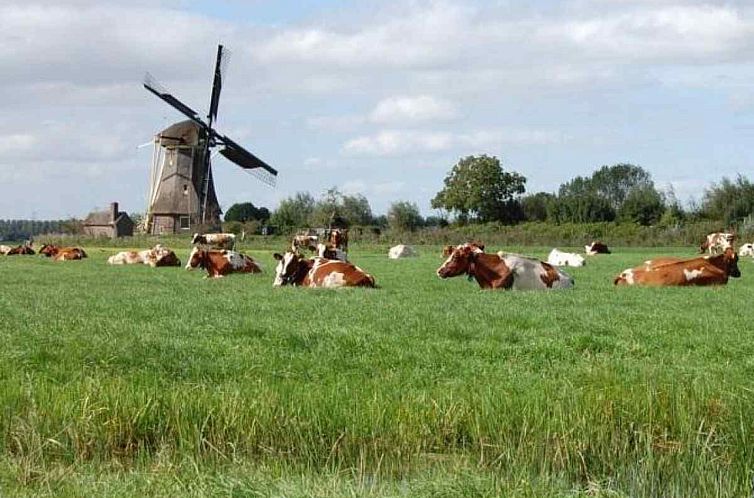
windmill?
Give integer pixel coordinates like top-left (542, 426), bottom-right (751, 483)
top-left (142, 45), bottom-right (277, 234)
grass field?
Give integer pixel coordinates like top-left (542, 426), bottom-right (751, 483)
top-left (0, 244), bottom-right (753, 497)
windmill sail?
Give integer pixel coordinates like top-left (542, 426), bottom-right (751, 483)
top-left (143, 44), bottom-right (276, 234)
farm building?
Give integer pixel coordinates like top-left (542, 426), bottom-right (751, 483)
top-left (83, 202), bottom-right (134, 238)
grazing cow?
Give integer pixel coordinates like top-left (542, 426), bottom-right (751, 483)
top-left (585, 241), bottom-right (611, 255)
top-left (436, 243), bottom-right (574, 290)
top-left (739, 243), bottom-right (754, 257)
top-left (38, 244), bottom-right (87, 260)
top-left (291, 234), bottom-right (319, 253)
top-left (614, 248), bottom-right (740, 287)
top-left (547, 248), bottom-right (585, 267)
top-left (272, 251), bottom-right (375, 288)
top-left (317, 243), bottom-right (347, 261)
top-left (700, 232), bottom-right (735, 254)
top-left (191, 232), bottom-right (236, 250)
top-left (185, 247), bottom-right (262, 278)
top-left (388, 244), bottom-right (417, 259)
top-left (7, 245), bottom-right (35, 255)
top-left (0, 245), bottom-right (11, 255)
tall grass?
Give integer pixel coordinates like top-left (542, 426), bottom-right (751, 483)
top-left (0, 245), bottom-right (753, 496)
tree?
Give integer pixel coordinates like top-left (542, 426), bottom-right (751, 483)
top-left (590, 164), bottom-right (654, 210)
top-left (309, 188), bottom-right (374, 227)
top-left (270, 192), bottom-right (315, 227)
top-left (431, 155), bottom-right (526, 223)
top-left (618, 186), bottom-right (665, 225)
top-left (521, 192), bottom-right (555, 222)
top-left (702, 175), bottom-right (754, 225)
top-left (387, 201), bottom-right (424, 231)
top-left (225, 202), bottom-right (270, 222)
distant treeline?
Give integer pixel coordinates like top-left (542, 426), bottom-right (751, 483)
top-left (0, 219), bottom-right (81, 242)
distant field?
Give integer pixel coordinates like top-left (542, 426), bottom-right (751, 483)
top-left (0, 245), bottom-right (752, 497)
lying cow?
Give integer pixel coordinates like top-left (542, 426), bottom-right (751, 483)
top-left (291, 234), bottom-right (319, 253)
top-left (328, 228), bottom-right (349, 253)
top-left (0, 245), bottom-right (12, 255)
top-left (108, 245), bottom-right (181, 267)
top-left (6, 245), bottom-right (35, 255)
top-left (317, 243), bottom-right (347, 261)
top-left (388, 244), bottom-right (417, 259)
top-left (191, 232), bottom-right (236, 250)
top-left (614, 248), bottom-right (740, 287)
top-left (436, 243), bottom-right (574, 290)
top-left (442, 242), bottom-right (484, 258)
top-left (739, 243), bottom-right (754, 257)
top-left (700, 232), bottom-right (734, 255)
top-left (272, 251), bottom-right (375, 288)
top-left (185, 247), bottom-right (262, 278)
top-left (585, 241), bottom-right (610, 255)
top-left (38, 244), bottom-right (87, 260)
top-left (547, 248), bottom-right (585, 267)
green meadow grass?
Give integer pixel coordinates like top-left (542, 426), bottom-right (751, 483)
top-left (0, 245), bottom-right (753, 497)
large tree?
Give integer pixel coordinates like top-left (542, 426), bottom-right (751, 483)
top-left (590, 164), bottom-right (654, 210)
top-left (702, 175), bottom-right (754, 225)
top-left (224, 202), bottom-right (270, 223)
top-left (270, 192), bottom-right (315, 227)
top-left (431, 155), bottom-right (526, 223)
top-left (387, 201), bottom-right (424, 231)
top-left (309, 188), bottom-right (374, 227)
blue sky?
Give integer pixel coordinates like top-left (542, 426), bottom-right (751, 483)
top-left (1, 0), bottom-right (753, 219)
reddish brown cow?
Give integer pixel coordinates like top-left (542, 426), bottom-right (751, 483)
top-left (185, 248), bottom-right (262, 278)
top-left (39, 244), bottom-right (87, 260)
top-left (614, 248), bottom-right (740, 286)
top-left (273, 251), bottom-right (375, 288)
top-left (7, 245), bottom-right (35, 255)
top-left (328, 229), bottom-right (349, 253)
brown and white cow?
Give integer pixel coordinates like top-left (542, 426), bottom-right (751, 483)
top-left (272, 251), bottom-right (375, 288)
top-left (6, 245), bottom-right (35, 255)
top-left (584, 241), bottom-right (610, 255)
top-left (436, 243), bottom-right (574, 290)
top-left (185, 247), bottom-right (262, 278)
top-left (442, 242), bottom-right (484, 258)
top-left (191, 232), bottom-right (236, 250)
top-left (316, 243), bottom-right (347, 261)
top-left (108, 245), bottom-right (181, 267)
top-left (38, 244), bottom-right (87, 260)
top-left (614, 248), bottom-right (741, 287)
top-left (291, 234), bottom-right (319, 253)
top-left (328, 228), bottom-right (348, 253)
top-left (700, 232), bottom-right (734, 255)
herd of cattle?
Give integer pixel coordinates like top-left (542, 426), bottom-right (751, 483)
top-left (0, 230), bottom-right (749, 290)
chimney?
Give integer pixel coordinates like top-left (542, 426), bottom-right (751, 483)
top-left (110, 202), bottom-right (119, 223)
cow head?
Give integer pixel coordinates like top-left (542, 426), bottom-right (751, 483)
top-left (273, 251), bottom-right (310, 286)
top-left (185, 247), bottom-right (205, 270)
top-left (723, 248), bottom-right (741, 278)
top-left (191, 233), bottom-right (202, 245)
top-left (436, 243), bottom-right (483, 278)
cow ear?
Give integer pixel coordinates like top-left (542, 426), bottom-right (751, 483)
top-left (273, 253), bottom-right (283, 261)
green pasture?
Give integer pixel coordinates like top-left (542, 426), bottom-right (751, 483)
top-left (0, 245), bottom-right (752, 497)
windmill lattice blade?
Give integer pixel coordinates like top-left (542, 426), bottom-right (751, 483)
top-left (243, 166), bottom-right (277, 187)
top-left (217, 135), bottom-right (278, 176)
top-left (208, 45), bottom-right (231, 122)
top-left (144, 73), bottom-right (208, 128)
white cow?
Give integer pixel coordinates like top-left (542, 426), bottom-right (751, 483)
top-left (739, 243), bottom-right (754, 257)
top-left (388, 244), bottom-right (417, 259)
top-left (547, 248), bottom-right (585, 267)
top-left (0, 245), bottom-right (11, 255)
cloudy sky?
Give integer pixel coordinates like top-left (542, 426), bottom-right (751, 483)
top-left (1, 0), bottom-right (753, 219)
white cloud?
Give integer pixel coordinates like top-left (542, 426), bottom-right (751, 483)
top-left (369, 95), bottom-right (457, 124)
top-left (342, 127), bottom-right (568, 156)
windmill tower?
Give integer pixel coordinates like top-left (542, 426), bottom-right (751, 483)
top-left (143, 45), bottom-right (277, 234)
